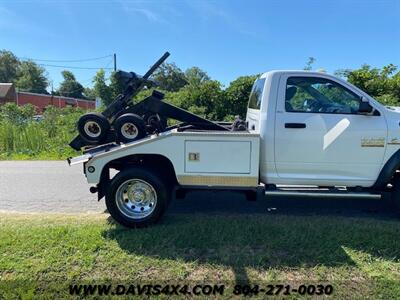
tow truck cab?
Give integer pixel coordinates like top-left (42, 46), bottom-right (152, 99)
top-left (247, 71), bottom-right (400, 189)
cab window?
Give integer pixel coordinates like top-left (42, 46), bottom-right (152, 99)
top-left (285, 77), bottom-right (361, 114)
top-left (248, 78), bottom-right (265, 110)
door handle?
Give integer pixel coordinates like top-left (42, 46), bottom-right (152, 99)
top-left (285, 123), bottom-right (306, 129)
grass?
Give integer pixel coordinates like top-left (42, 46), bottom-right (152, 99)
top-left (0, 121), bottom-right (78, 160)
top-left (0, 213), bottom-right (400, 299)
top-left (0, 104), bottom-right (83, 160)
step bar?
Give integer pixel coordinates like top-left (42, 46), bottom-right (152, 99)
top-left (265, 190), bottom-right (382, 199)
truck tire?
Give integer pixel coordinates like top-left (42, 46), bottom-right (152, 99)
top-left (143, 113), bottom-right (167, 133)
top-left (105, 168), bottom-right (170, 228)
top-left (392, 174), bottom-right (400, 211)
top-left (77, 112), bottom-right (110, 142)
top-left (114, 113), bottom-right (146, 143)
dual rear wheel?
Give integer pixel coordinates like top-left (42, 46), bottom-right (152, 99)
top-left (77, 112), bottom-right (110, 142)
top-left (114, 114), bottom-right (146, 143)
top-left (77, 113), bottom-right (149, 144)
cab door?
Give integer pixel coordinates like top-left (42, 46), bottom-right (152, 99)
top-left (274, 74), bottom-right (387, 186)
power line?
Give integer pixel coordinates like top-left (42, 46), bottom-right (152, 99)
top-left (37, 63), bottom-right (113, 70)
top-left (54, 61), bottom-right (115, 96)
top-left (19, 54), bottom-right (113, 63)
top-left (55, 73), bottom-right (112, 95)
top-left (104, 58), bottom-right (114, 70)
top-left (20, 54), bottom-right (117, 96)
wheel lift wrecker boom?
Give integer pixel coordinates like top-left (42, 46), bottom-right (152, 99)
top-left (70, 52), bottom-right (239, 151)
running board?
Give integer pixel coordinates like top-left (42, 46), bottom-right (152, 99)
top-left (265, 190), bottom-right (382, 199)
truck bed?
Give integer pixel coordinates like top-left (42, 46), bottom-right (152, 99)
top-left (69, 129), bottom-right (260, 188)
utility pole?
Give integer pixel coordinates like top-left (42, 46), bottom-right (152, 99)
top-left (113, 53), bottom-right (117, 72)
top-left (50, 81), bottom-right (54, 106)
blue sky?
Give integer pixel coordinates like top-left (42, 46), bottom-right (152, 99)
top-left (0, 0), bottom-right (399, 90)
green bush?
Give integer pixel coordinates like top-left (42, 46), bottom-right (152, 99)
top-left (0, 104), bottom-right (84, 160)
top-left (0, 102), bottom-right (36, 124)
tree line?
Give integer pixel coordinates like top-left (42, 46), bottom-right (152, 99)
top-left (1, 50), bottom-right (400, 121)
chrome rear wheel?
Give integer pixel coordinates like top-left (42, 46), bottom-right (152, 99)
top-left (105, 167), bottom-right (170, 228)
top-left (115, 179), bottom-right (157, 220)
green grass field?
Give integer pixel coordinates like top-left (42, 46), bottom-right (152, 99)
top-left (0, 212), bottom-right (399, 299)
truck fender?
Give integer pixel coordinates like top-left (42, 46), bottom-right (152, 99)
top-left (94, 154), bottom-right (178, 200)
top-left (373, 149), bottom-right (400, 190)
top-left (96, 164), bottom-right (111, 201)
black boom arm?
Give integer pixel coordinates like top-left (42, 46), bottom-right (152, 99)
top-left (102, 52), bottom-right (170, 119)
top-left (69, 51), bottom-right (231, 152)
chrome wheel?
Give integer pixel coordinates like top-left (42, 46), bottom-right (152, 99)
top-left (115, 179), bottom-right (157, 219)
top-left (83, 121), bottom-right (101, 138)
top-left (120, 122), bottom-right (139, 140)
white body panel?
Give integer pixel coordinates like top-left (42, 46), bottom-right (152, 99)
top-left (84, 130), bottom-right (260, 187)
top-left (184, 140), bottom-right (251, 174)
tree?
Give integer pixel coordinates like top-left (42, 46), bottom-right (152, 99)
top-left (336, 64), bottom-right (400, 106)
top-left (184, 67), bottom-right (210, 86)
top-left (83, 87), bottom-right (96, 100)
top-left (0, 50), bottom-right (49, 94)
top-left (92, 69), bottom-right (112, 106)
top-left (109, 71), bottom-right (125, 100)
top-left (0, 50), bottom-right (19, 83)
top-left (152, 62), bottom-right (187, 92)
top-left (224, 75), bottom-right (258, 118)
top-left (15, 60), bottom-right (48, 94)
top-left (57, 70), bottom-right (85, 99)
top-left (392, 72), bottom-right (400, 100)
top-left (167, 80), bottom-right (224, 120)
top-left (304, 57), bottom-right (316, 71)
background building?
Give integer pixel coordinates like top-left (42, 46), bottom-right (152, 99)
top-left (0, 83), bottom-right (95, 113)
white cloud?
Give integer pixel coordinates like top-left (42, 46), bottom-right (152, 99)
top-left (117, 1), bottom-right (168, 24)
top-left (127, 7), bottom-right (161, 22)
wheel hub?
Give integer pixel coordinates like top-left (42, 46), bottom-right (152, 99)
top-left (121, 123), bottom-right (138, 139)
top-left (130, 189), bottom-right (145, 203)
top-left (84, 121), bottom-right (101, 138)
top-left (116, 179), bottom-right (157, 219)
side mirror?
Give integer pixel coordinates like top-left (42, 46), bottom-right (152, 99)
top-left (358, 96), bottom-right (373, 114)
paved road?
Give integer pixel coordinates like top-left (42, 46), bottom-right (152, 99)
top-left (0, 161), bottom-right (102, 213)
top-left (0, 161), bottom-right (397, 219)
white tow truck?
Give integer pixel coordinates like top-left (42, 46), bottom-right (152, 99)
top-left (69, 69), bottom-right (400, 228)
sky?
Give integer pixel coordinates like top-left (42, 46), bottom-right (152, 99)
top-left (0, 0), bottom-right (399, 90)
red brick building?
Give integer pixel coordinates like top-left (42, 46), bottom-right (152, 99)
top-left (0, 83), bottom-right (15, 104)
top-left (0, 83), bottom-right (95, 113)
